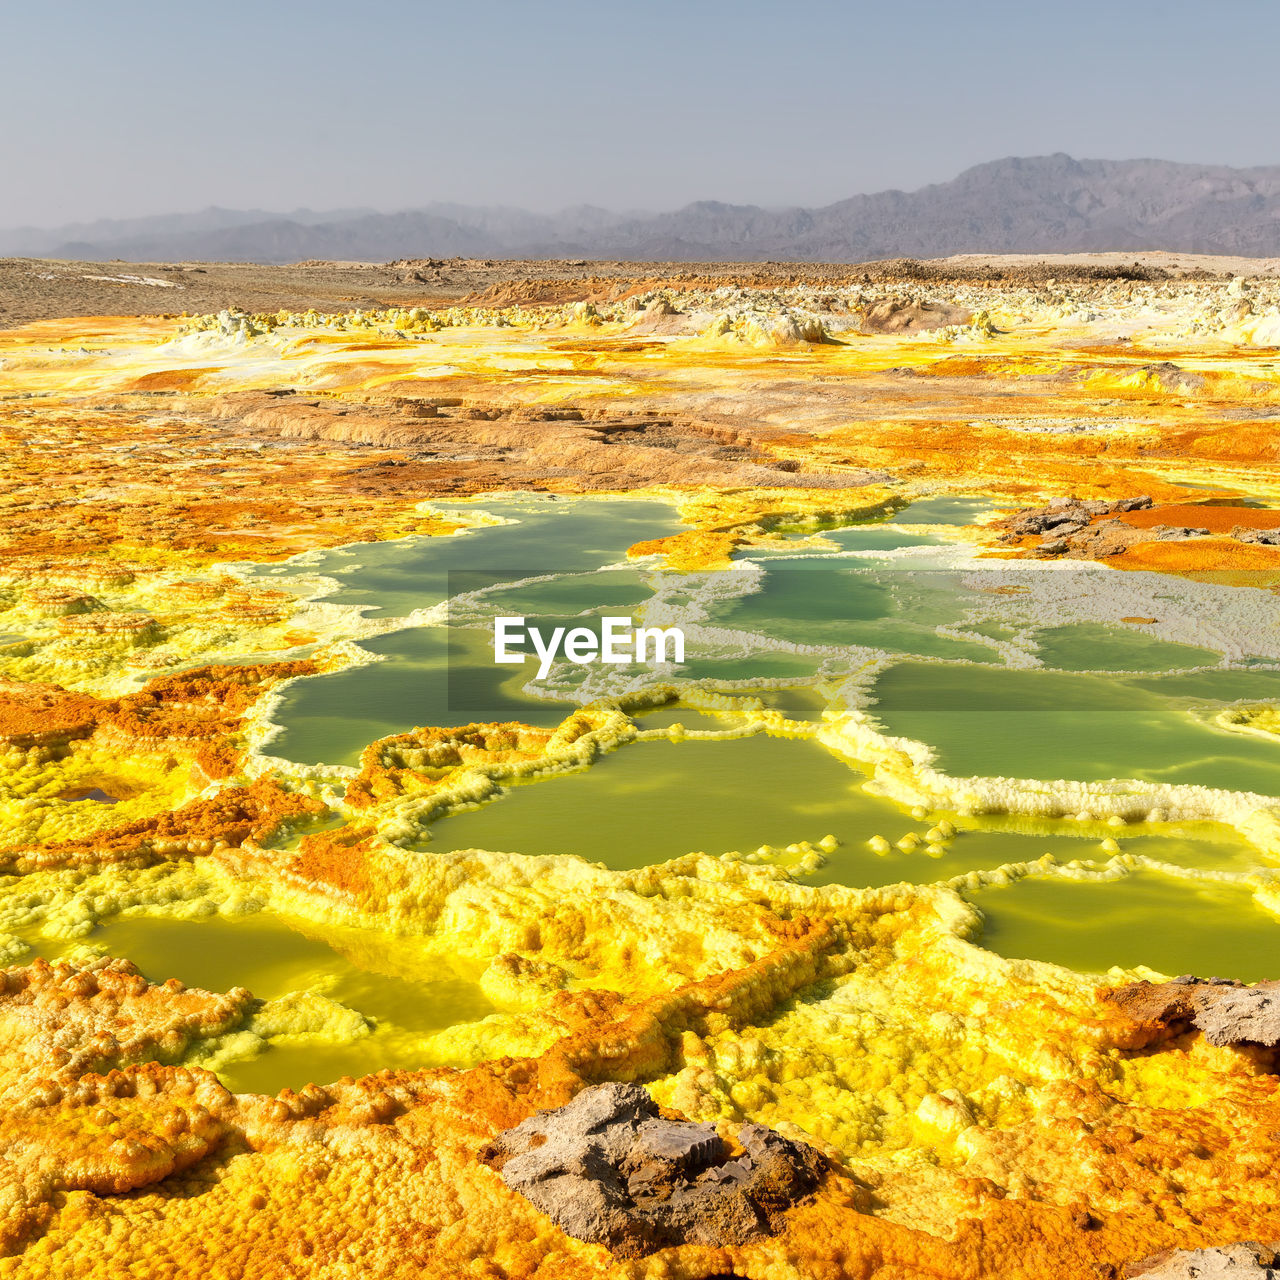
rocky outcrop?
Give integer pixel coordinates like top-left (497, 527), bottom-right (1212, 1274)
top-left (625, 298), bottom-right (697, 336)
top-left (481, 1082), bottom-right (825, 1257)
top-left (995, 495), bottom-right (1158, 557)
top-left (1104, 975), bottom-right (1280, 1048)
top-left (1231, 526), bottom-right (1280, 546)
top-left (1001, 494), bottom-right (1153, 538)
top-left (1127, 1242), bottom-right (1280, 1278)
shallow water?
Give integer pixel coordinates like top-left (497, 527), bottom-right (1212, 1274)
top-left (269, 627), bottom-right (577, 767)
top-left (424, 731), bottom-right (892, 866)
top-left (250, 492), bottom-right (1280, 988)
top-left (1031, 623), bottom-right (1223, 673)
top-left (807, 822), bottom-right (1259, 888)
top-left (24, 912), bottom-right (494, 1095)
top-left (974, 869), bottom-right (1280, 982)
top-left (423, 723), bottom-right (1259, 887)
top-left (871, 662), bottom-right (1280, 793)
top-left (704, 566), bottom-right (1001, 662)
top-left (244, 496), bottom-right (682, 619)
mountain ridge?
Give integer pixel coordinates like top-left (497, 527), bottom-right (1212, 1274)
top-left (8, 154), bottom-right (1280, 263)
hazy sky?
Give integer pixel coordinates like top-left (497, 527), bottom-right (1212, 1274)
top-left (5, 0), bottom-right (1278, 228)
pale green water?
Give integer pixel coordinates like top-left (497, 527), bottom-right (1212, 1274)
top-left (975, 870), bottom-right (1280, 982)
top-left (424, 731), bottom-right (892, 866)
top-left (871, 663), bottom-right (1280, 793)
top-left (243, 496), bottom-right (682, 618)
top-left (704, 566), bottom-right (1001, 662)
top-left (265, 499), bottom-right (681, 764)
top-left (887, 496), bottom-right (998, 525)
top-left (807, 823), bottom-right (1259, 888)
top-left (1032, 623), bottom-right (1223, 673)
top-left (422, 723), bottom-right (1259, 885)
top-left (755, 495), bottom-right (993, 553)
top-left (270, 627), bottom-right (577, 767)
top-left (812, 527), bottom-right (945, 552)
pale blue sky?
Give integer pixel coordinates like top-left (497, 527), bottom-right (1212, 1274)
top-left (5, 0), bottom-right (1277, 226)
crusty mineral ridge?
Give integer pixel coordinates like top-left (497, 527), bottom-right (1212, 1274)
top-left (481, 1081), bottom-right (825, 1255)
top-left (1, 269), bottom-right (1280, 1275)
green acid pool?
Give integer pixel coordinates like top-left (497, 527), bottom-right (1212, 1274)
top-left (236, 491), bottom-right (1280, 998)
top-left (973, 869), bottom-right (1280, 982)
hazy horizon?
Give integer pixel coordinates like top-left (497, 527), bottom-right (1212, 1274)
top-left (5, 0), bottom-right (1278, 229)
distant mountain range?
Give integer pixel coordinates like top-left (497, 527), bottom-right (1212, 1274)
top-left (7, 155), bottom-right (1280, 263)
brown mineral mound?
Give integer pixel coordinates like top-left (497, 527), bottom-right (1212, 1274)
top-left (1103, 974), bottom-right (1280, 1050)
top-left (0, 681), bottom-right (98, 748)
top-left (625, 298), bottom-right (699, 336)
top-left (208, 390), bottom-right (858, 490)
top-left (860, 297), bottom-right (973, 334)
top-left (207, 391), bottom-right (444, 448)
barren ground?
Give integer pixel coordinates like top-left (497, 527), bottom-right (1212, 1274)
top-left (4, 249), bottom-right (1276, 331)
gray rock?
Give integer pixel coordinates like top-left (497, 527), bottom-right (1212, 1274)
top-left (1193, 981), bottom-right (1280, 1048)
top-left (482, 1082), bottom-right (824, 1257)
top-left (1126, 1242), bottom-right (1280, 1278)
top-left (1004, 495), bottom-right (1153, 541)
top-left (1042, 509), bottom-right (1086, 528)
top-left (1231, 526), bottom-right (1280, 546)
top-left (1151, 524), bottom-right (1211, 540)
top-left (1105, 976), bottom-right (1280, 1048)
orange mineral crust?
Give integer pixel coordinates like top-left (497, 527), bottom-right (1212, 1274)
top-left (0, 662), bottom-right (325, 865)
top-left (0, 913), bottom-right (1277, 1278)
top-left (0, 270), bottom-right (1279, 1276)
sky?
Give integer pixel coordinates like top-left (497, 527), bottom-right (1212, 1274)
top-left (4, 0), bottom-right (1278, 228)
